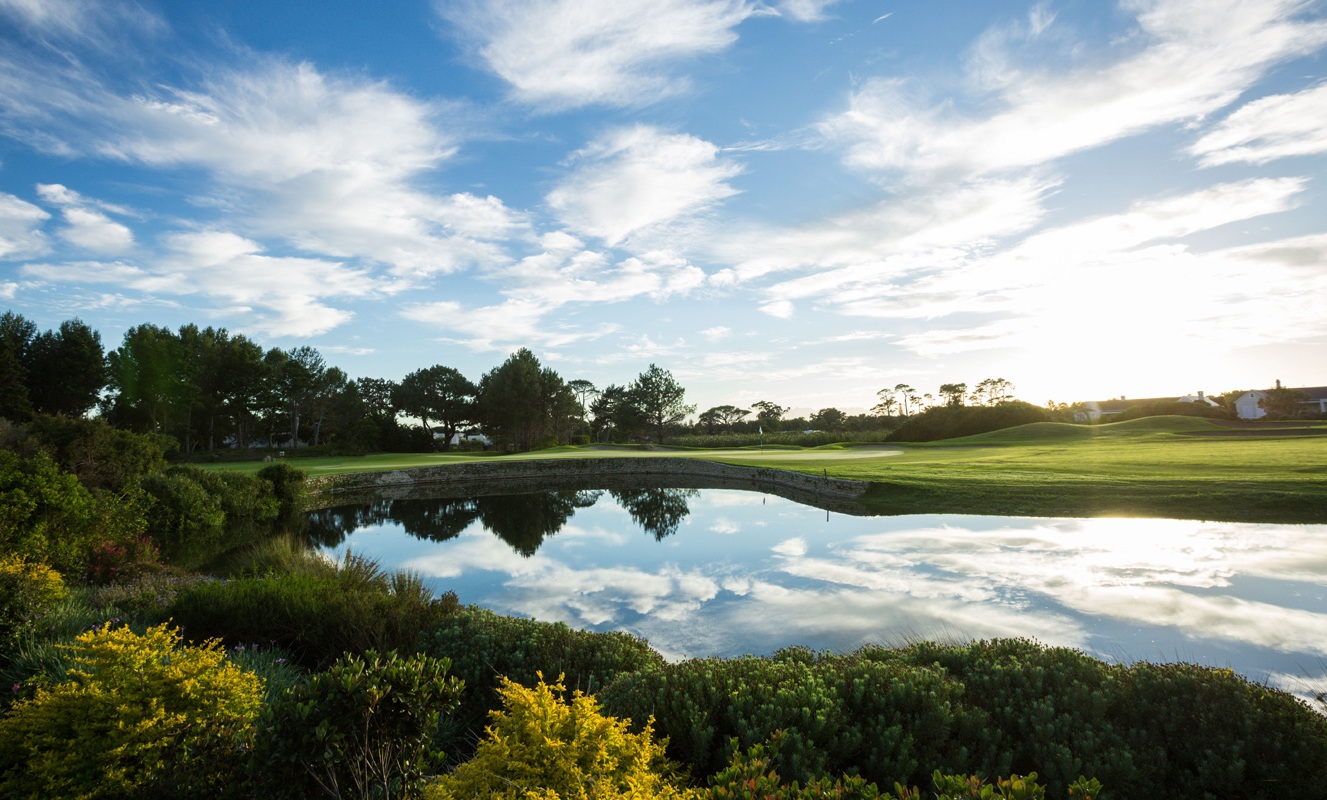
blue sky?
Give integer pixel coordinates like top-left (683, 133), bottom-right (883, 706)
top-left (1, 0), bottom-right (1325, 413)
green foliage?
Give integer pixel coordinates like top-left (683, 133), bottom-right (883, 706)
top-left (0, 622), bottom-right (262, 798)
top-left (888, 402), bottom-right (1051, 442)
top-left (253, 648), bottom-right (462, 799)
top-left (0, 450), bottom-right (146, 572)
top-left (257, 460), bottom-right (308, 515)
top-left (424, 675), bottom-right (696, 799)
top-left (702, 733), bottom-right (885, 799)
top-left (422, 606), bottom-right (664, 756)
top-left (0, 555), bottom-right (68, 655)
top-left (597, 648), bottom-right (983, 789)
top-left (168, 552), bottom-right (458, 669)
top-left (140, 469), bottom-right (227, 556)
top-left (26, 413), bottom-right (170, 491)
top-left (601, 640), bottom-right (1327, 799)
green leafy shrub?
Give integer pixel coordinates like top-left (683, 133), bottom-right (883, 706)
top-left (140, 469), bottom-right (226, 557)
top-left (872, 639), bottom-right (1135, 791)
top-left (168, 552), bottom-right (457, 668)
top-left (257, 461), bottom-right (308, 516)
top-left (424, 674), bottom-right (695, 799)
top-left (0, 450), bottom-right (145, 572)
top-left (253, 649), bottom-right (462, 799)
top-left (421, 606), bottom-right (664, 754)
top-left (597, 648), bottom-right (983, 788)
top-left (702, 733), bottom-right (884, 799)
top-left (26, 414), bottom-right (171, 491)
top-left (1111, 662), bottom-right (1327, 799)
top-left (83, 534), bottom-right (160, 585)
top-left (0, 555), bottom-right (68, 655)
top-left (0, 622), bottom-right (262, 798)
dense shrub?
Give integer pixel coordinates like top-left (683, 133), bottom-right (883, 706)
top-left (873, 640), bottom-right (1135, 791)
top-left (422, 606), bottom-right (664, 753)
top-left (25, 414), bottom-right (172, 491)
top-left (875, 640), bottom-right (1327, 798)
top-left (597, 647), bottom-right (984, 788)
top-left (257, 461), bottom-right (308, 516)
top-left (0, 622), bottom-right (262, 798)
top-left (0, 555), bottom-right (68, 655)
top-left (169, 552), bottom-right (457, 669)
top-left (1112, 662), bottom-right (1327, 799)
top-left (0, 450), bottom-right (147, 572)
top-left (600, 641), bottom-right (1327, 799)
top-left (701, 735), bottom-right (1104, 800)
top-left (140, 469), bottom-right (226, 557)
top-left (253, 649), bottom-right (463, 799)
top-left (424, 675), bottom-right (694, 799)
top-left (888, 402), bottom-right (1050, 442)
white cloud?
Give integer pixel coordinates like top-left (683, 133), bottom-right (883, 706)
top-left (0, 53), bottom-right (522, 279)
top-left (440, 0), bottom-right (759, 109)
top-left (821, 0), bottom-right (1327, 180)
top-left (24, 230), bottom-right (381, 337)
top-left (0, 282), bottom-right (15, 299)
top-left (1190, 82), bottom-right (1327, 166)
top-left (400, 238), bottom-right (708, 350)
top-left (700, 325), bottom-right (732, 341)
top-left (548, 125), bottom-right (741, 246)
top-left (0, 0), bottom-right (164, 47)
top-left (774, 0), bottom-right (839, 22)
top-left (36, 183), bottom-right (134, 255)
top-left (0, 192), bottom-right (50, 259)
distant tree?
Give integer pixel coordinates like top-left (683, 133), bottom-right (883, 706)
top-left (698, 404), bottom-right (749, 434)
top-left (477, 348), bottom-right (568, 451)
top-left (752, 400), bottom-right (789, 432)
top-left (809, 407), bottom-right (847, 430)
top-left (0, 311), bottom-right (36, 420)
top-left (894, 383), bottom-right (920, 416)
top-left (26, 319), bottom-right (106, 417)
top-left (972, 377), bottom-right (1015, 406)
top-left (1258, 385), bottom-right (1310, 419)
top-left (630, 364), bottom-right (695, 445)
top-left (395, 365), bottom-right (476, 451)
top-left (872, 388), bottom-right (897, 418)
top-left (590, 384), bottom-right (642, 442)
top-left (104, 324), bottom-right (187, 434)
top-left (566, 379), bottom-right (599, 437)
top-left (938, 383), bottom-right (968, 407)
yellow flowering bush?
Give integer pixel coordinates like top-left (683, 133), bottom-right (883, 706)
top-left (0, 554), bottom-right (67, 648)
top-left (0, 622), bottom-right (262, 799)
top-left (426, 674), bottom-right (698, 800)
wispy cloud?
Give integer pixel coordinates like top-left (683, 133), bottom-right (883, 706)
top-left (36, 183), bottom-right (134, 255)
top-left (439, 0), bottom-right (760, 109)
top-left (547, 125), bottom-right (742, 246)
top-left (24, 230), bottom-right (382, 337)
top-left (0, 191), bottom-right (50, 259)
top-left (1190, 82), bottom-right (1327, 166)
top-left (821, 0), bottom-right (1327, 181)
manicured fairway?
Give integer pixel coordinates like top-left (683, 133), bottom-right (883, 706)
top-left (200, 417), bottom-right (1327, 523)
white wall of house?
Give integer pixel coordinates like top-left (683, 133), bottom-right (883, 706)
top-left (1235, 392), bottom-right (1267, 420)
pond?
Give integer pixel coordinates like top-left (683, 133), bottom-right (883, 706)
top-left (307, 485), bottom-right (1327, 700)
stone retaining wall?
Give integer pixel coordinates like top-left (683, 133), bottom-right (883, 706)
top-left (305, 457), bottom-right (870, 513)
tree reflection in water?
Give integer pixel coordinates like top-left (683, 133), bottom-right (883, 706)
top-left (304, 487), bottom-right (699, 555)
top-left (474, 490), bottom-right (603, 557)
top-left (609, 487), bottom-right (698, 541)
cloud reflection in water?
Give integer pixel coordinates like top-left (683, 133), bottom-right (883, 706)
top-left (320, 489), bottom-right (1327, 691)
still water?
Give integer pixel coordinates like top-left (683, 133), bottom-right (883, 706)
top-left (309, 487), bottom-right (1327, 698)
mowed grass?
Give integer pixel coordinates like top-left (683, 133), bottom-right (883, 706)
top-left (201, 417), bottom-right (1327, 523)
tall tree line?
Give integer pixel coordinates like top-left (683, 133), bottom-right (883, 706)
top-left (0, 312), bottom-right (702, 453)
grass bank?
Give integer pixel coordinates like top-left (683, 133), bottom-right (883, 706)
top-left (202, 417), bottom-right (1327, 523)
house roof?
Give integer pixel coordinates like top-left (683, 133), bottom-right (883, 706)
top-left (1239, 386), bottom-right (1327, 401)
